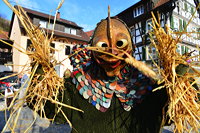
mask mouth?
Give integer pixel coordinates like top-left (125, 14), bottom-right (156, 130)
top-left (94, 56), bottom-right (122, 69)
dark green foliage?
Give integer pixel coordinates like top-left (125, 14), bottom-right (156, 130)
top-left (0, 14), bottom-right (10, 32)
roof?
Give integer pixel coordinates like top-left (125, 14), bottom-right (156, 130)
top-left (85, 30), bottom-right (94, 38)
top-left (11, 5), bottom-right (89, 42)
top-left (18, 6), bottom-right (82, 29)
top-left (154, 0), bottom-right (170, 8)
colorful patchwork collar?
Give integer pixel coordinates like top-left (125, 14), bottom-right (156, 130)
top-left (70, 45), bottom-right (154, 112)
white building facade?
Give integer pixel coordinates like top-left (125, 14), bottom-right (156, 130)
top-left (129, 0), bottom-right (200, 63)
top-left (9, 7), bottom-right (89, 76)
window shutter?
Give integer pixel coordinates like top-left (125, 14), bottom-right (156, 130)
top-left (185, 46), bottom-right (189, 53)
top-left (142, 47), bottom-right (146, 60)
top-left (183, 20), bottom-right (187, 31)
top-left (181, 45), bottom-right (185, 55)
top-left (184, 3), bottom-right (188, 11)
top-left (179, 19), bottom-right (183, 31)
top-left (191, 7), bottom-right (194, 14)
top-left (170, 16), bottom-right (174, 29)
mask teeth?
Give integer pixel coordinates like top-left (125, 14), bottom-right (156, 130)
top-left (107, 6), bottom-right (112, 46)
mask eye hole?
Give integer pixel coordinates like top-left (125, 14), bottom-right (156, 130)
top-left (102, 43), bottom-right (108, 47)
top-left (116, 39), bottom-right (128, 48)
top-left (96, 42), bottom-right (108, 47)
top-left (116, 41), bottom-right (123, 47)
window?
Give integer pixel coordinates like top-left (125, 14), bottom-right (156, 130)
top-left (140, 6), bottom-right (144, 14)
top-left (39, 20), bottom-right (47, 28)
top-left (71, 28), bottom-right (76, 35)
top-left (133, 5), bottom-right (144, 17)
top-left (192, 50), bottom-right (198, 61)
top-left (174, 17), bottom-right (179, 30)
top-left (135, 29), bottom-right (142, 43)
top-left (192, 27), bottom-right (196, 38)
top-left (27, 39), bottom-right (32, 50)
top-left (50, 43), bottom-right (55, 54)
top-left (64, 27), bottom-right (76, 35)
top-left (27, 39), bottom-right (35, 51)
top-left (160, 19), bottom-right (164, 27)
top-left (130, 27), bottom-right (135, 43)
top-left (177, 1), bottom-right (183, 10)
top-left (65, 45), bottom-right (71, 55)
top-left (47, 23), bottom-right (53, 30)
top-left (146, 46), bottom-right (157, 60)
top-left (64, 27), bottom-right (70, 34)
top-left (130, 27), bottom-right (135, 36)
top-left (134, 46), bottom-right (142, 60)
top-left (176, 45), bottom-right (181, 54)
top-left (146, 19), bottom-right (152, 32)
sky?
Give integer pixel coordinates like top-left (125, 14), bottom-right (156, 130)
top-left (0, 0), bottom-right (140, 31)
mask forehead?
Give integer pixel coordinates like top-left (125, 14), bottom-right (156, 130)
top-left (92, 19), bottom-right (132, 50)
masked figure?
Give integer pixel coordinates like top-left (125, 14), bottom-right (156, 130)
top-left (41, 14), bottom-right (171, 133)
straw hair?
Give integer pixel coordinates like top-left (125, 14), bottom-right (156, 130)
top-left (149, 12), bottom-right (200, 133)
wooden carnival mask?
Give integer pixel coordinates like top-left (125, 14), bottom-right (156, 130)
top-left (91, 10), bottom-right (133, 77)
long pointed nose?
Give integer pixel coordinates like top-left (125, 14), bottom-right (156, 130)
top-left (111, 48), bottom-right (118, 55)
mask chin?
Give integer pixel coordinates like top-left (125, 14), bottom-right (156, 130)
top-left (104, 64), bottom-right (125, 77)
top-left (93, 55), bottom-right (125, 77)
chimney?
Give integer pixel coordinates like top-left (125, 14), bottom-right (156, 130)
top-left (56, 12), bottom-right (60, 20)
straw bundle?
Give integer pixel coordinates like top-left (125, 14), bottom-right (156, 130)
top-left (1, 0), bottom-right (83, 131)
top-left (149, 12), bottom-right (200, 133)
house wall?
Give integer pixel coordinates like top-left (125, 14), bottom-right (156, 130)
top-left (10, 15), bottom-right (23, 72)
top-left (169, 0), bottom-right (200, 61)
top-left (119, 0), bottom-right (200, 63)
top-left (9, 13), bottom-right (81, 76)
top-left (53, 41), bottom-right (73, 77)
top-left (11, 34), bottom-right (74, 76)
top-left (19, 36), bottom-right (30, 70)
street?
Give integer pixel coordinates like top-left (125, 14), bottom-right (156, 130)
top-left (0, 98), bottom-right (173, 133)
top-left (0, 99), bottom-right (71, 133)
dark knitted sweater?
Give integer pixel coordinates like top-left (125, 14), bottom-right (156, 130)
top-left (44, 77), bottom-right (168, 133)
